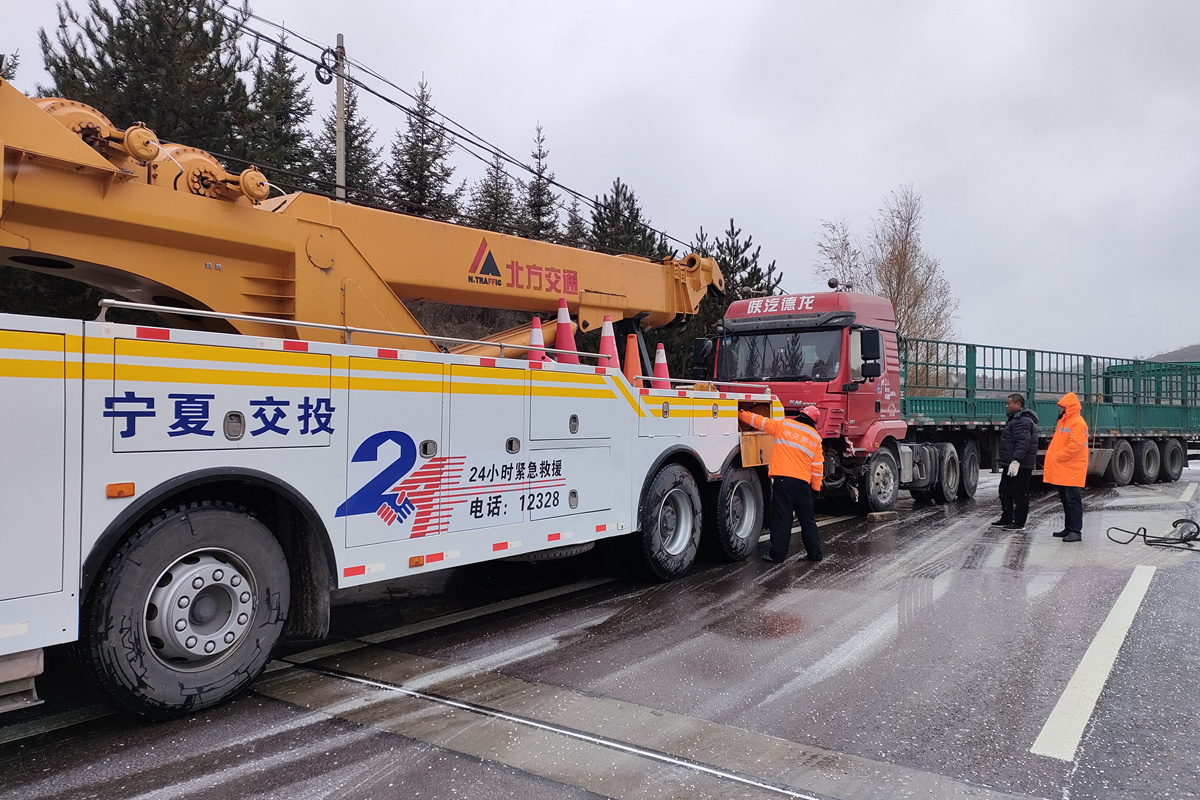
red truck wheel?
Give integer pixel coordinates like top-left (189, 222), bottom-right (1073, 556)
top-left (860, 450), bottom-right (899, 513)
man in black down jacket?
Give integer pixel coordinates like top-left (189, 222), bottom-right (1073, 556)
top-left (992, 393), bottom-right (1039, 531)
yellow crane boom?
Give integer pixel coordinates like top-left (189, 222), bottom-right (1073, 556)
top-left (0, 80), bottom-right (723, 350)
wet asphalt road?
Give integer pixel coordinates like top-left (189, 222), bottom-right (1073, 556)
top-left (2, 468), bottom-right (1199, 800)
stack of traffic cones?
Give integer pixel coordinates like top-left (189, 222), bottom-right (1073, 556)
top-left (651, 343), bottom-right (671, 389)
top-left (553, 298), bottom-right (579, 365)
top-left (598, 315), bottom-right (620, 370)
top-left (527, 316), bottom-right (551, 364)
top-left (623, 334), bottom-right (641, 386)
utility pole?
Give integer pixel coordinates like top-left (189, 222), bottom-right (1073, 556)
top-left (334, 34), bottom-right (346, 201)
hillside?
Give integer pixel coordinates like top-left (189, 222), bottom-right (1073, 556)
top-left (1150, 343), bottom-right (1200, 362)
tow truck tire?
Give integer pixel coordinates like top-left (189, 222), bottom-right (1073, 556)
top-left (860, 449), bottom-right (899, 513)
top-left (1158, 438), bottom-right (1185, 483)
top-left (955, 440), bottom-right (980, 499)
top-left (629, 464), bottom-right (703, 581)
top-left (934, 443), bottom-right (961, 503)
top-left (1105, 439), bottom-right (1135, 486)
top-left (81, 502), bottom-right (290, 720)
top-left (1132, 439), bottom-right (1160, 485)
top-left (702, 467), bottom-right (764, 562)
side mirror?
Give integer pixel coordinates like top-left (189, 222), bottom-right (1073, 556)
top-left (861, 362), bottom-right (882, 379)
top-left (691, 338), bottom-right (714, 379)
top-left (860, 329), bottom-right (883, 362)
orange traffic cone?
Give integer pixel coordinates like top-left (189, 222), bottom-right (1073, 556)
top-left (553, 298), bottom-right (579, 364)
top-left (652, 343), bottom-right (671, 389)
top-left (528, 316), bottom-right (551, 364)
top-left (598, 315), bottom-right (620, 370)
top-left (623, 334), bottom-right (641, 386)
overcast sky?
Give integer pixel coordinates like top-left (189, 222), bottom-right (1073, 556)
top-left (5, 1), bottom-right (1198, 358)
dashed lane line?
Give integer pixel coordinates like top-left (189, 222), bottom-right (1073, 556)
top-left (1181, 482), bottom-right (1196, 503)
top-left (1030, 564), bottom-right (1157, 761)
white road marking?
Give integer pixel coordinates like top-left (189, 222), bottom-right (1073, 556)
top-left (1181, 482), bottom-right (1196, 503)
top-left (1030, 564), bottom-right (1156, 761)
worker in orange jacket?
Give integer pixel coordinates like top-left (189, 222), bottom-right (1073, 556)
top-left (738, 405), bottom-right (825, 563)
top-left (1043, 392), bottom-right (1089, 542)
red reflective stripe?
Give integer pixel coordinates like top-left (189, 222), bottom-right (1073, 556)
top-left (493, 542), bottom-right (509, 551)
top-left (378, 349), bottom-right (398, 359)
top-left (284, 340), bottom-right (308, 352)
top-left (480, 358), bottom-right (496, 367)
top-left (426, 552), bottom-right (444, 563)
top-left (136, 327), bottom-right (170, 341)
top-left (343, 565), bottom-right (366, 577)
top-left (548, 532), bottom-right (561, 541)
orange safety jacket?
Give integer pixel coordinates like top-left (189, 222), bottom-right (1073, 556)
top-left (739, 410), bottom-right (824, 490)
top-left (1043, 392), bottom-right (1089, 488)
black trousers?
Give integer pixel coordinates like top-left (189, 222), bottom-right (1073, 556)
top-left (769, 476), bottom-right (821, 561)
top-left (998, 468), bottom-right (1033, 525)
top-left (1057, 486), bottom-right (1083, 533)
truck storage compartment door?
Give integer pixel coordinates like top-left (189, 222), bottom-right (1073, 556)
top-left (529, 370), bottom-right (612, 440)
top-left (343, 357), bottom-right (445, 547)
top-left (526, 447), bottom-right (611, 521)
top-left (0, 329), bottom-right (66, 600)
top-left (444, 364), bottom-right (530, 532)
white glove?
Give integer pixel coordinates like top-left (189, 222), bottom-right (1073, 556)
top-left (1007, 461), bottom-right (1020, 477)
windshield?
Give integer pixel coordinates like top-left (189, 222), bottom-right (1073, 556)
top-left (716, 329), bottom-right (843, 383)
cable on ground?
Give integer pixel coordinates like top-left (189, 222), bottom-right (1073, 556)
top-left (1107, 519), bottom-right (1200, 551)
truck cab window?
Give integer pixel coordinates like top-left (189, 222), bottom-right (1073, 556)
top-left (717, 329), bottom-right (842, 383)
top-left (849, 330), bottom-right (863, 381)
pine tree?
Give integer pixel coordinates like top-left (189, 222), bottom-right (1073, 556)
top-left (0, 51), bottom-right (19, 81)
top-left (561, 196), bottom-right (590, 248)
top-left (648, 219), bottom-right (783, 376)
top-left (39, 0), bottom-right (256, 157)
top-left (467, 153), bottom-right (519, 234)
top-left (589, 178), bottom-right (670, 259)
top-left (313, 81), bottom-right (384, 205)
top-left (388, 79), bottom-right (461, 220)
top-left (245, 38), bottom-right (315, 188)
top-left (521, 124), bottom-right (559, 241)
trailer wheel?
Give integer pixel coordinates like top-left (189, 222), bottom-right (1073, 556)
top-left (702, 467), bottom-right (764, 562)
top-left (860, 449), bottom-right (899, 513)
top-left (81, 502), bottom-right (289, 720)
top-left (955, 440), bottom-right (980, 499)
top-left (1158, 438), bottom-right (1185, 482)
top-left (1132, 439), bottom-right (1161, 485)
top-left (934, 443), bottom-right (961, 503)
top-left (1105, 439), bottom-right (1135, 486)
top-left (629, 464), bottom-right (703, 581)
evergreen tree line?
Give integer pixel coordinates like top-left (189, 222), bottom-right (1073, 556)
top-left (4, 0), bottom-right (783, 370)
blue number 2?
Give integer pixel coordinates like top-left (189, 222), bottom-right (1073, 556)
top-left (335, 431), bottom-right (417, 518)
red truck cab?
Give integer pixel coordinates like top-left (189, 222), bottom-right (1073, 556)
top-left (718, 290), bottom-right (913, 508)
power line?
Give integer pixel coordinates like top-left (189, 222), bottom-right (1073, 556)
top-left (225, 11), bottom-right (692, 253)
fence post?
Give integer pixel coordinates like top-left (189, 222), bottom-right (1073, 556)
top-left (965, 344), bottom-right (976, 416)
top-left (1026, 349), bottom-right (1037, 408)
top-left (1083, 356), bottom-right (1093, 431)
top-left (1133, 362), bottom-right (1143, 430)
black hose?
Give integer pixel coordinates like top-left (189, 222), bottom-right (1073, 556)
top-left (1107, 519), bottom-right (1200, 551)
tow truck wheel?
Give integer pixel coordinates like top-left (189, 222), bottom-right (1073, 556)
top-left (860, 449), bottom-right (899, 513)
top-left (1158, 438), bottom-right (1185, 483)
top-left (955, 440), bottom-right (980, 499)
top-left (934, 443), bottom-right (961, 503)
top-left (1132, 439), bottom-right (1161, 484)
top-left (630, 464), bottom-right (703, 581)
top-left (81, 502), bottom-right (289, 720)
top-left (702, 467), bottom-right (764, 561)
